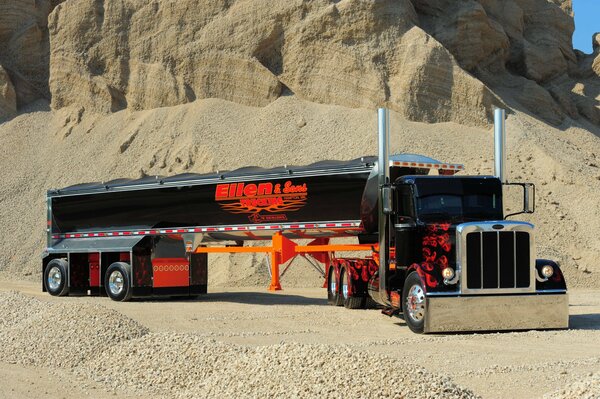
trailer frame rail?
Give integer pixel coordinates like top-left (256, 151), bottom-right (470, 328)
top-left (193, 232), bottom-right (376, 290)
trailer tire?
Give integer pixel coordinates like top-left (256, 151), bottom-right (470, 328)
top-left (402, 272), bottom-right (426, 334)
top-left (327, 266), bottom-right (343, 306)
top-left (44, 259), bottom-right (69, 297)
top-left (105, 262), bottom-right (133, 302)
top-left (340, 268), bottom-right (363, 309)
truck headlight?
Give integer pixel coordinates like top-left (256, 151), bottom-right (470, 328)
top-left (442, 267), bottom-right (455, 280)
top-left (541, 265), bottom-right (554, 278)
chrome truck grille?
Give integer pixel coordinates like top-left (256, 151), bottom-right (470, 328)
top-left (456, 222), bottom-right (535, 294)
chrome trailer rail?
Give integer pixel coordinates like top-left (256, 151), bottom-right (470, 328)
top-left (424, 293), bottom-right (569, 333)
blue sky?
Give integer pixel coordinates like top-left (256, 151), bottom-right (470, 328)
top-left (573, 0), bottom-right (600, 54)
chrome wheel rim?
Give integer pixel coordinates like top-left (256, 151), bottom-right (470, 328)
top-left (406, 284), bottom-right (425, 322)
top-left (341, 271), bottom-right (349, 299)
top-left (330, 271), bottom-right (337, 294)
top-left (47, 266), bottom-right (62, 291)
top-left (108, 270), bottom-right (124, 296)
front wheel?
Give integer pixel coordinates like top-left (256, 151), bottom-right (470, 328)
top-left (402, 272), bottom-right (426, 334)
top-left (104, 262), bottom-right (133, 302)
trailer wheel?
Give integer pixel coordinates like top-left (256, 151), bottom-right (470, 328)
top-left (44, 259), bottom-right (69, 297)
top-left (327, 266), bottom-right (343, 306)
top-left (105, 262), bottom-right (133, 302)
top-left (402, 272), bottom-right (426, 334)
top-left (340, 268), bottom-right (363, 309)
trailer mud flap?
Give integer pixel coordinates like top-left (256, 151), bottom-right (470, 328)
top-left (424, 294), bottom-right (568, 333)
top-left (152, 258), bottom-right (190, 288)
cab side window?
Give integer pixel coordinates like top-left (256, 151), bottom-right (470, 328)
top-left (397, 185), bottom-right (415, 218)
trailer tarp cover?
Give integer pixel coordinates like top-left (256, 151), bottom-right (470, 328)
top-left (49, 157), bottom-right (376, 235)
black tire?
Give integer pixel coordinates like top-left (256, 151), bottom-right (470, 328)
top-left (364, 296), bottom-right (380, 309)
top-left (327, 266), bottom-right (343, 306)
top-left (340, 268), bottom-right (363, 309)
top-left (401, 272), bottom-right (426, 334)
top-left (44, 258), bottom-right (69, 297)
top-left (104, 262), bottom-right (133, 302)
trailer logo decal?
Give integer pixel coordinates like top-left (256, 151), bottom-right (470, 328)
top-left (215, 181), bottom-right (308, 222)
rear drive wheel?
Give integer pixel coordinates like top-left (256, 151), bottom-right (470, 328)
top-left (340, 268), bottom-right (363, 309)
top-left (364, 296), bottom-right (379, 309)
top-left (105, 262), bottom-right (133, 302)
top-left (327, 266), bottom-right (343, 306)
top-left (402, 272), bottom-right (426, 334)
top-left (44, 259), bottom-right (69, 297)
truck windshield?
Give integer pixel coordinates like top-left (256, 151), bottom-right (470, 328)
top-left (413, 178), bottom-right (503, 223)
top-left (416, 193), bottom-right (502, 222)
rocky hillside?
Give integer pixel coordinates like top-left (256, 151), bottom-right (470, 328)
top-left (0, 0), bottom-right (599, 287)
top-left (0, 0), bottom-right (599, 127)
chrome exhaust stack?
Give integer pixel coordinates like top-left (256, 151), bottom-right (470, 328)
top-left (377, 108), bottom-right (391, 305)
top-left (494, 108), bottom-right (507, 183)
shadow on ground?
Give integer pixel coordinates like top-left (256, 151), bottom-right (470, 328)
top-left (569, 313), bottom-right (600, 330)
top-left (143, 291), bottom-right (328, 306)
top-left (389, 313), bottom-right (600, 334)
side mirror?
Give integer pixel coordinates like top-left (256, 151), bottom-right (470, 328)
top-left (505, 182), bottom-right (535, 219)
top-left (382, 186), bottom-right (393, 215)
top-left (523, 183), bottom-right (535, 213)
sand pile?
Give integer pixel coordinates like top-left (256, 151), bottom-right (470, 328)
top-left (544, 373), bottom-right (600, 399)
top-left (0, 291), bottom-right (149, 368)
top-left (0, 97), bottom-right (599, 288)
top-left (78, 335), bottom-right (479, 398)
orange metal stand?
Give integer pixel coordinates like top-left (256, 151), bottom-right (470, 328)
top-left (193, 232), bottom-right (375, 291)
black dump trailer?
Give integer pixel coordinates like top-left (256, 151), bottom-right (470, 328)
top-left (48, 158), bottom-right (376, 243)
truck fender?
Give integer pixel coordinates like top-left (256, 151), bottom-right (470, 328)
top-left (407, 263), bottom-right (430, 293)
top-left (337, 258), bottom-right (378, 296)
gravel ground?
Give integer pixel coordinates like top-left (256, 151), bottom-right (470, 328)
top-left (1, 284), bottom-right (599, 398)
top-left (79, 334), bottom-right (478, 399)
top-left (0, 291), bottom-right (477, 398)
top-left (544, 373), bottom-right (600, 399)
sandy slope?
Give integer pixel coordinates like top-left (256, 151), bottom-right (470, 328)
top-left (0, 97), bottom-right (598, 287)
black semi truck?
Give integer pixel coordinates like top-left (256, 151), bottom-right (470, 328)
top-left (42, 108), bottom-right (568, 333)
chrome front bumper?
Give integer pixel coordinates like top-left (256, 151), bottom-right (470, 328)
top-left (424, 293), bottom-right (569, 333)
